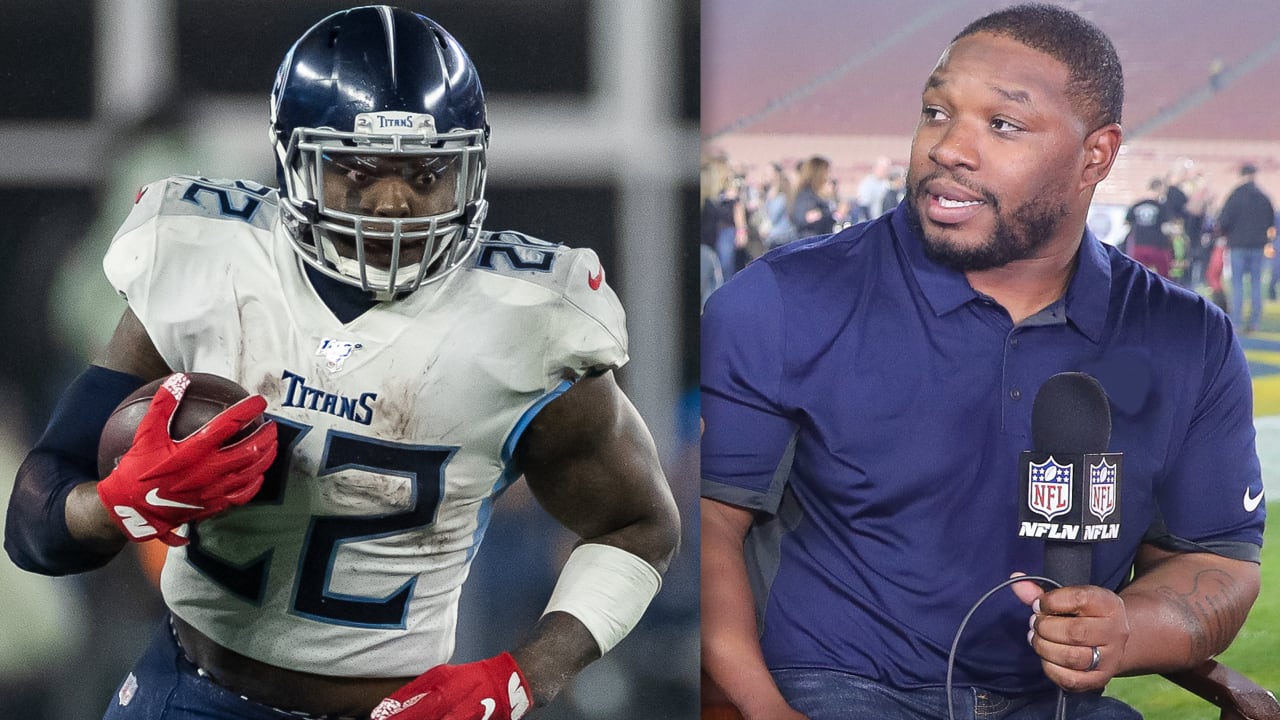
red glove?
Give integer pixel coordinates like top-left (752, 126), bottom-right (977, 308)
top-left (96, 373), bottom-right (277, 546)
top-left (370, 653), bottom-right (532, 720)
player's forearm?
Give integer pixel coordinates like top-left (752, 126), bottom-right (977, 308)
top-left (701, 503), bottom-right (794, 719)
top-left (5, 452), bottom-right (123, 575)
top-left (516, 531), bottom-right (673, 707)
top-left (510, 611), bottom-right (601, 708)
top-left (701, 573), bottom-right (788, 718)
top-left (1116, 549), bottom-right (1260, 675)
top-left (6, 364), bottom-right (149, 575)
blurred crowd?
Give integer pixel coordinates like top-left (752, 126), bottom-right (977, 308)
top-left (706, 149), bottom-right (906, 286)
top-left (700, 151), bottom-right (1278, 336)
top-left (1114, 158), bottom-right (1278, 334)
top-left (700, 151), bottom-right (904, 299)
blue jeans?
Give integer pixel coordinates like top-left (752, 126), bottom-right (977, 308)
top-left (772, 668), bottom-right (1142, 720)
top-left (716, 226), bottom-right (739, 280)
top-left (1270, 245), bottom-right (1280, 297)
top-left (1230, 246), bottom-right (1266, 330)
top-left (101, 620), bottom-right (357, 720)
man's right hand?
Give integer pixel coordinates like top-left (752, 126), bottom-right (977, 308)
top-left (96, 373), bottom-right (277, 546)
top-left (370, 652), bottom-right (531, 720)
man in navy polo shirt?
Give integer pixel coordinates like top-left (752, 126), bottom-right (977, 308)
top-left (700, 5), bottom-right (1264, 720)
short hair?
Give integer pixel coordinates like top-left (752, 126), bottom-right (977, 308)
top-left (1241, 162), bottom-right (1258, 177)
top-left (954, 3), bottom-right (1124, 129)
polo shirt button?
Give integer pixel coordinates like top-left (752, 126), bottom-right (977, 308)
top-left (1010, 337), bottom-right (1020, 347)
top-left (1010, 388), bottom-right (1022, 400)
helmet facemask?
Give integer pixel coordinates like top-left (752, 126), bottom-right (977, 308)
top-left (277, 111), bottom-right (488, 301)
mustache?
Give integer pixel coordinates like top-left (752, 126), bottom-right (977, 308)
top-left (910, 170), bottom-right (1000, 211)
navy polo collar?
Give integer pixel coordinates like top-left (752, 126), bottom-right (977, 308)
top-left (889, 202), bottom-right (1111, 343)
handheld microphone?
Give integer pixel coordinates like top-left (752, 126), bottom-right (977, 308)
top-left (1017, 372), bottom-right (1123, 587)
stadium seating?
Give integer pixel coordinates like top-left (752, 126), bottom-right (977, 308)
top-left (706, 1), bottom-right (1280, 143)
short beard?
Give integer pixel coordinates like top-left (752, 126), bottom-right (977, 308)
top-left (905, 173), bottom-right (1067, 272)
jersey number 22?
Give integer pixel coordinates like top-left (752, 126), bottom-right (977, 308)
top-left (186, 418), bottom-right (455, 628)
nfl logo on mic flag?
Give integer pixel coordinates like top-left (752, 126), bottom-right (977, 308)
top-left (1028, 456), bottom-right (1074, 521)
top-left (1089, 458), bottom-right (1118, 522)
top-left (1018, 451), bottom-right (1123, 542)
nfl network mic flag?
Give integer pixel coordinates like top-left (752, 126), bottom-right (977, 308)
top-left (1017, 452), bottom-right (1123, 542)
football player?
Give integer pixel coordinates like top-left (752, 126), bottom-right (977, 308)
top-left (4, 6), bottom-right (680, 720)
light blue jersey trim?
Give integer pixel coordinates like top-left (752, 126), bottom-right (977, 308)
top-left (466, 379), bottom-right (575, 561)
top-left (500, 379), bottom-right (575, 465)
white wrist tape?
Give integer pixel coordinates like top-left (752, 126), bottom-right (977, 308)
top-left (540, 543), bottom-right (662, 655)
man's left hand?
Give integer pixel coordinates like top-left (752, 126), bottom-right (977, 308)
top-left (370, 652), bottom-right (532, 720)
top-left (1011, 572), bottom-right (1132, 692)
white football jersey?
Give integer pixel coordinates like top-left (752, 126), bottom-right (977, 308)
top-left (103, 175), bottom-right (628, 677)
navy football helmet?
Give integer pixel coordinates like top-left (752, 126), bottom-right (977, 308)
top-left (269, 5), bottom-right (489, 299)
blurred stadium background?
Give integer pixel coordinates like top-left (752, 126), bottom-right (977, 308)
top-left (704, 0), bottom-right (1280, 205)
top-left (704, 0), bottom-right (1279, 716)
top-left (0, 1), bottom-right (699, 718)
top-left (704, 0), bottom-right (1280, 500)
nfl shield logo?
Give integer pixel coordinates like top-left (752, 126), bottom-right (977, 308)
top-left (1090, 459), bottom-right (1118, 522)
top-left (1029, 456), bottom-right (1073, 521)
top-left (316, 338), bottom-right (362, 372)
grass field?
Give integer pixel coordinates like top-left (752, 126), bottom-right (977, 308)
top-left (1107, 286), bottom-right (1280, 717)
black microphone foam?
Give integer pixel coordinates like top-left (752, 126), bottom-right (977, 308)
top-left (1029, 372), bottom-right (1115, 588)
top-left (1031, 372), bottom-right (1112, 455)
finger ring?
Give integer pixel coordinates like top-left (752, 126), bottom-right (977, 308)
top-left (1086, 646), bottom-right (1101, 672)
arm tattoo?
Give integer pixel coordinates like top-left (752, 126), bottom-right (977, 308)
top-left (1154, 568), bottom-right (1248, 660)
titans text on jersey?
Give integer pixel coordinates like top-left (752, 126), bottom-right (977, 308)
top-left (280, 369), bottom-right (378, 425)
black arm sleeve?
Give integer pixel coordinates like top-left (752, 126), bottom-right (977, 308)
top-left (5, 366), bottom-right (146, 575)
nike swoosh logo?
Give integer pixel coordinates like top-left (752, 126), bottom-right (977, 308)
top-left (480, 698), bottom-right (496, 720)
top-left (145, 488), bottom-right (203, 510)
top-left (587, 267), bottom-right (603, 291)
top-left (1244, 486), bottom-right (1265, 512)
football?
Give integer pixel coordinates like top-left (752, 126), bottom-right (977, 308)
top-left (97, 372), bottom-right (262, 479)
